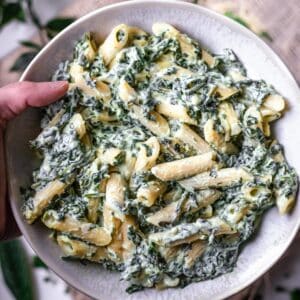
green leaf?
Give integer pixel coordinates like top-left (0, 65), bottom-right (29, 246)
top-left (0, 240), bottom-right (35, 300)
top-left (45, 17), bottom-right (75, 38)
top-left (0, 2), bottom-right (25, 28)
top-left (291, 289), bottom-right (300, 300)
top-left (25, 0), bottom-right (43, 29)
top-left (10, 51), bottom-right (38, 72)
top-left (224, 11), bottom-right (250, 29)
top-left (46, 17), bottom-right (75, 31)
top-left (32, 255), bottom-right (48, 269)
top-left (20, 40), bottom-right (42, 50)
top-left (259, 31), bottom-right (273, 42)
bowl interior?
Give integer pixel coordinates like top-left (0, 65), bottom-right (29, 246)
top-left (6, 1), bottom-right (300, 299)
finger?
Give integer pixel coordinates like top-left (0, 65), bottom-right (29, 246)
top-left (0, 81), bottom-right (68, 121)
top-left (0, 128), bottom-right (6, 239)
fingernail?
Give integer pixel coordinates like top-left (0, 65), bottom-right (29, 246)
top-left (51, 81), bottom-right (69, 89)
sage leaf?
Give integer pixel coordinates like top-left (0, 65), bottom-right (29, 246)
top-left (0, 240), bottom-right (35, 300)
top-left (10, 51), bottom-right (38, 72)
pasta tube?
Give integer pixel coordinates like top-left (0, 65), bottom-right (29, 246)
top-left (214, 85), bottom-right (239, 100)
top-left (134, 137), bottom-right (160, 172)
top-left (173, 123), bottom-right (211, 154)
top-left (118, 79), bottom-right (170, 137)
top-left (69, 63), bottom-right (111, 101)
top-left (130, 106), bottom-right (170, 137)
top-left (149, 217), bottom-right (234, 247)
top-left (42, 210), bottom-right (112, 246)
top-left (57, 235), bottom-right (109, 262)
top-left (63, 113), bottom-right (86, 138)
top-left (218, 102), bottom-right (241, 136)
top-left (136, 181), bottom-right (166, 207)
top-left (276, 192), bottom-right (295, 215)
top-left (97, 148), bottom-right (123, 166)
top-left (179, 168), bottom-right (252, 190)
top-left (202, 49), bottom-right (215, 67)
top-left (156, 101), bottom-right (197, 125)
top-left (24, 180), bottom-right (66, 224)
top-left (263, 94), bottom-right (285, 112)
top-left (146, 189), bottom-right (221, 226)
top-left (151, 151), bottom-right (215, 181)
top-left (99, 24), bottom-right (130, 65)
top-left (105, 173), bottom-right (126, 220)
top-left (184, 240), bottom-right (207, 268)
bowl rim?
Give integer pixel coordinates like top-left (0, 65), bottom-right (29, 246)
top-left (7, 0), bottom-right (300, 299)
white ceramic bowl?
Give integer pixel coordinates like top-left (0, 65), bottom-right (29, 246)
top-left (6, 1), bottom-right (300, 299)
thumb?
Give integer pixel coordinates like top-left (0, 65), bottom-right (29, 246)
top-left (0, 81), bottom-right (68, 122)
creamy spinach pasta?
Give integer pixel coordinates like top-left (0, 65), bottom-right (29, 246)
top-left (23, 23), bottom-right (298, 293)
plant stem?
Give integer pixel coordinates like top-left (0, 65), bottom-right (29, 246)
top-left (20, 0), bottom-right (47, 45)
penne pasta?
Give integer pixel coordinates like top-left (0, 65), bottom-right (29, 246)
top-left (202, 49), bottom-right (215, 67)
top-left (119, 151), bottom-right (137, 180)
top-left (214, 85), bottom-right (239, 100)
top-left (183, 189), bottom-right (221, 213)
top-left (152, 23), bottom-right (197, 60)
top-left (228, 70), bottom-right (247, 82)
top-left (173, 123), bottom-right (211, 154)
top-left (86, 197), bottom-right (99, 224)
top-left (105, 173), bottom-right (126, 220)
top-left (147, 189), bottom-right (221, 226)
top-left (219, 102), bottom-right (241, 137)
top-left (57, 234), bottom-right (97, 258)
top-left (225, 203), bottom-right (250, 224)
top-left (263, 94), bottom-right (285, 112)
top-left (42, 210), bottom-right (112, 246)
top-left (151, 151), bottom-right (215, 181)
top-left (57, 234), bottom-right (110, 262)
top-left (179, 168), bottom-right (252, 191)
top-left (243, 106), bottom-right (264, 132)
top-left (47, 108), bottom-right (65, 128)
top-left (106, 215), bottom-right (136, 262)
top-left (106, 221), bottom-right (123, 262)
top-left (149, 217), bottom-right (234, 247)
top-left (75, 32), bottom-right (97, 63)
top-left (127, 26), bottom-right (148, 47)
top-left (134, 137), bottom-right (160, 172)
top-left (118, 78), bottom-right (137, 103)
top-left (69, 63), bottom-right (111, 101)
top-left (156, 101), bottom-right (197, 125)
top-left (136, 181), bottom-right (166, 207)
top-left (102, 202), bottom-right (121, 234)
top-left (146, 201), bottom-right (179, 226)
top-left (203, 119), bottom-right (223, 148)
top-left (99, 24), bottom-right (130, 65)
top-left (130, 105), bottom-right (170, 137)
top-left (152, 22), bottom-right (180, 37)
top-left (184, 240), bottom-right (207, 268)
top-left (63, 113), bottom-right (86, 138)
top-left (24, 180), bottom-right (66, 224)
top-left (155, 275), bottom-right (180, 290)
top-left (204, 119), bottom-right (238, 154)
top-left (97, 148), bottom-right (123, 166)
top-left (120, 216), bottom-right (136, 260)
top-left (276, 191), bottom-right (295, 215)
top-left (24, 23), bottom-right (297, 293)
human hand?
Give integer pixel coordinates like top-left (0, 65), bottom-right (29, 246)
top-left (0, 81), bottom-right (68, 240)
